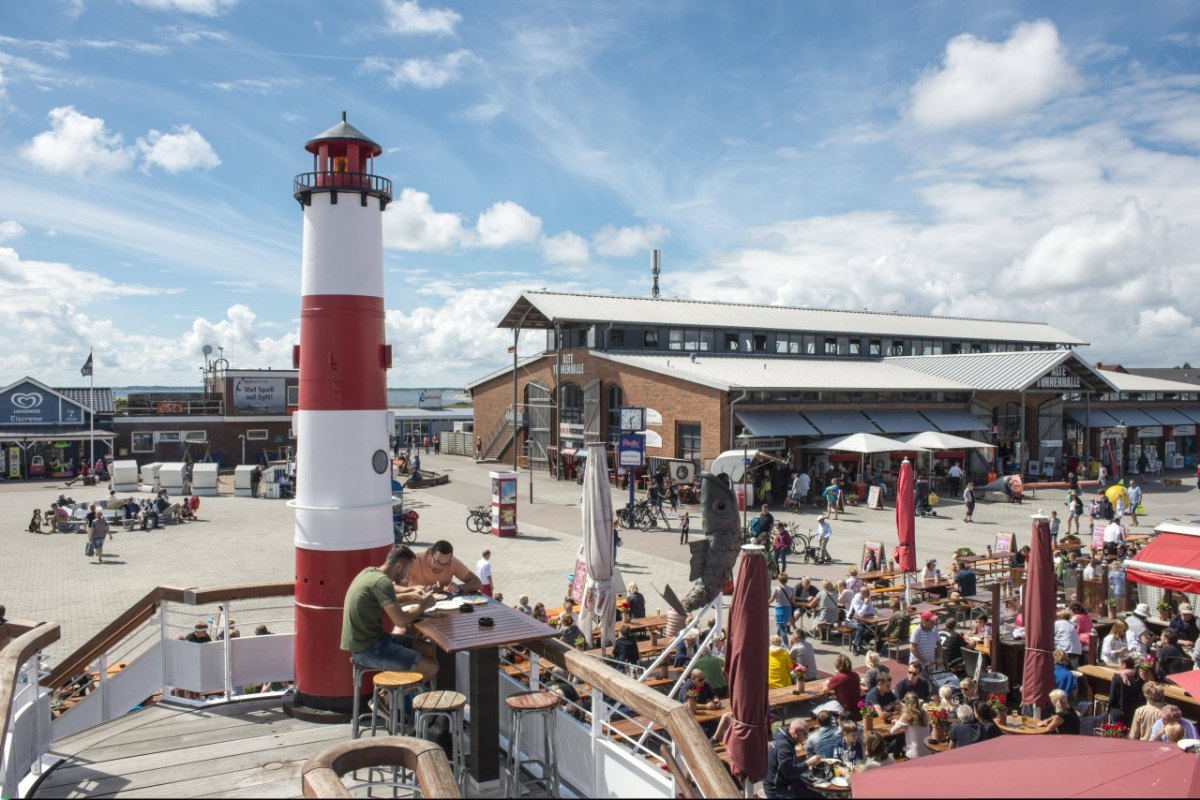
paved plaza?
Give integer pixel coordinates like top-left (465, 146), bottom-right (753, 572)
top-left (4, 453), bottom-right (1199, 668)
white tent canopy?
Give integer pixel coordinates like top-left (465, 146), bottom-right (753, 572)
top-left (803, 432), bottom-right (926, 454)
top-left (899, 431), bottom-right (996, 451)
top-left (710, 449), bottom-right (786, 483)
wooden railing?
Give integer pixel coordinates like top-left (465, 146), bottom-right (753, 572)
top-left (528, 638), bottom-right (738, 798)
top-left (1, 622), bottom-right (61, 778)
top-left (301, 737), bottom-right (459, 798)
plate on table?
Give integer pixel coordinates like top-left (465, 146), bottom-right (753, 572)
top-left (433, 598), bottom-right (466, 611)
top-left (401, 603), bottom-right (421, 615)
top-left (460, 594), bottom-right (489, 606)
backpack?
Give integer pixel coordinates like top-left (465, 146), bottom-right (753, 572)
top-left (749, 516), bottom-right (764, 536)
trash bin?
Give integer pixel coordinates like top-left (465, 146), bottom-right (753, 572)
top-left (735, 485), bottom-right (746, 511)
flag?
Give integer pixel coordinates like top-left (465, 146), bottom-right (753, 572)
top-left (80, 353), bottom-right (93, 377)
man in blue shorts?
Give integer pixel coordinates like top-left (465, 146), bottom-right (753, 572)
top-left (341, 545), bottom-right (440, 681)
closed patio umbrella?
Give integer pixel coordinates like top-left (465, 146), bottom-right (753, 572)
top-left (893, 458), bottom-right (916, 572)
top-left (578, 441), bottom-right (616, 652)
top-left (1021, 514), bottom-right (1055, 712)
top-left (722, 544), bottom-right (769, 784)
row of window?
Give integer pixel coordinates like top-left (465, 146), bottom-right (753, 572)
top-left (130, 429), bottom-right (276, 452)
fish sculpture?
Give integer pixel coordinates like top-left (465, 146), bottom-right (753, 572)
top-left (660, 472), bottom-right (742, 614)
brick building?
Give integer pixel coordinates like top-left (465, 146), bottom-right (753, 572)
top-left (469, 291), bottom-right (1200, 480)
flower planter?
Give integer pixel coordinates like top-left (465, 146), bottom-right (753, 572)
top-left (863, 714), bottom-right (875, 733)
top-left (793, 679), bottom-right (806, 695)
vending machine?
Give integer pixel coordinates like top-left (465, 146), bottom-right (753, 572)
top-left (489, 470), bottom-right (519, 537)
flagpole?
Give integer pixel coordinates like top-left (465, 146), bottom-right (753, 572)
top-left (89, 348), bottom-right (95, 467)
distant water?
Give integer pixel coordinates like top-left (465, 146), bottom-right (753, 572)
top-left (113, 386), bottom-right (470, 407)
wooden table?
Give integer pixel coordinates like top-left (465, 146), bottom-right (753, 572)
top-left (996, 714), bottom-right (1051, 735)
top-left (415, 598), bottom-right (557, 785)
top-left (925, 737), bottom-right (950, 753)
top-left (1079, 664), bottom-right (1200, 720)
top-left (581, 638), bottom-right (665, 662)
top-left (768, 678), bottom-right (832, 710)
top-left (859, 569), bottom-right (904, 583)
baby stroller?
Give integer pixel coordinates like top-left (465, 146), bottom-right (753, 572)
top-left (915, 480), bottom-right (937, 517)
top-left (393, 504), bottom-right (418, 545)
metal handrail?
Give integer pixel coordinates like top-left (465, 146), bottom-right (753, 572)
top-left (1, 623), bottom-right (60, 785)
top-left (292, 171), bottom-right (393, 199)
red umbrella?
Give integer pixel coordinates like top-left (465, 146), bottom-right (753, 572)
top-left (1021, 514), bottom-right (1055, 711)
top-left (851, 735), bottom-right (1200, 798)
top-left (721, 544), bottom-right (769, 783)
top-left (893, 458), bottom-right (916, 573)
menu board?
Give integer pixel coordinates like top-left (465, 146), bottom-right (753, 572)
top-left (867, 485), bottom-right (883, 509)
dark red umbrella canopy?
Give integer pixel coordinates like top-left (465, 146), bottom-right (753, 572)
top-left (893, 458), bottom-right (916, 572)
top-left (721, 546), bottom-right (769, 782)
top-left (1021, 515), bottom-right (1056, 710)
top-left (850, 735), bottom-right (1200, 798)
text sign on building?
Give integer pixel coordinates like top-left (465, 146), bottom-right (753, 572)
top-left (417, 390), bottom-right (443, 410)
top-left (551, 352), bottom-right (585, 376)
top-left (618, 433), bottom-right (645, 467)
top-left (1036, 365), bottom-right (1081, 390)
top-left (232, 377), bottom-right (286, 414)
top-left (1137, 426), bottom-right (1164, 438)
top-left (0, 382), bottom-right (84, 426)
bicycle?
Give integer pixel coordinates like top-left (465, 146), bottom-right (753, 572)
top-left (466, 505), bottom-right (493, 533)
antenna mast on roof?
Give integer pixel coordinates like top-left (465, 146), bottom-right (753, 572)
top-left (651, 249), bottom-right (661, 299)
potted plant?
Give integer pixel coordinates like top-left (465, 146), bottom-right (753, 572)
top-left (858, 701), bottom-right (878, 732)
top-left (791, 663), bottom-right (808, 695)
top-left (985, 692), bottom-right (1008, 721)
top-left (1102, 598), bottom-right (1118, 616)
top-left (1098, 721), bottom-right (1130, 738)
top-left (1157, 600), bottom-right (1174, 621)
top-left (685, 688), bottom-right (700, 712)
top-left (616, 597), bottom-right (631, 622)
top-left (954, 546), bottom-right (976, 559)
top-left (927, 706), bottom-right (951, 742)
top-left (846, 492), bottom-right (860, 506)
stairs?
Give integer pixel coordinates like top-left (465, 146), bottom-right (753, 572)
top-left (481, 419), bottom-right (516, 462)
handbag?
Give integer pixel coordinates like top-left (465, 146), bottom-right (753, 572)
top-left (85, 540), bottom-right (95, 557)
top-left (1136, 503), bottom-right (1146, 515)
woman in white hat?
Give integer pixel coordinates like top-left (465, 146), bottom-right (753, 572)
top-left (1170, 602), bottom-right (1198, 649)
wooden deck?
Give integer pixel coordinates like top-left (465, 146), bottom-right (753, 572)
top-left (31, 699), bottom-right (350, 798)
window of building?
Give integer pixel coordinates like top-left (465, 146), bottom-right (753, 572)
top-left (697, 329), bottom-right (714, 351)
top-left (890, 342), bottom-right (906, 356)
top-left (824, 337), bottom-right (838, 355)
top-left (684, 329), bottom-right (703, 351)
top-left (643, 329), bottom-right (659, 348)
top-left (287, 385), bottom-right (299, 406)
top-left (753, 333), bottom-right (767, 352)
top-left (804, 335), bottom-right (817, 354)
top-left (678, 423), bottom-right (701, 460)
top-left (247, 429), bottom-right (269, 440)
top-left (183, 431), bottom-right (207, 443)
top-left (741, 333), bottom-right (755, 352)
top-left (668, 329), bottom-right (684, 350)
top-left (849, 339), bottom-right (862, 355)
top-left (869, 339), bottom-right (882, 356)
top-left (970, 342), bottom-right (982, 353)
top-left (606, 385), bottom-right (623, 445)
top-left (609, 328), bottom-right (625, 348)
top-left (132, 432), bottom-right (154, 453)
top-left (157, 431), bottom-right (181, 443)
top-left (560, 383), bottom-right (584, 424)
top-left (725, 333), bottom-right (739, 351)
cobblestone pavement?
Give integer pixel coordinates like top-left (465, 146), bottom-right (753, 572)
top-left (4, 454), bottom-right (1197, 671)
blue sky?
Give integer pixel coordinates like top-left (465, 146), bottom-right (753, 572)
top-left (1, 0), bottom-right (1199, 387)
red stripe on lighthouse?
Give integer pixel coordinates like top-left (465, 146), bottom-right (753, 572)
top-left (298, 294), bottom-right (387, 411)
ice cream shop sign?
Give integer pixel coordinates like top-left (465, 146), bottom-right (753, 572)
top-left (0, 381), bottom-right (84, 426)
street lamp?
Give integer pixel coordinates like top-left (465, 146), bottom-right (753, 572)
top-left (738, 431), bottom-right (753, 534)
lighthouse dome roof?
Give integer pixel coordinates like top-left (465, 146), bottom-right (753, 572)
top-left (305, 113), bottom-right (382, 156)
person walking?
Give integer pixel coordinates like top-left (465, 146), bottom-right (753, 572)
top-left (88, 511), bottom-right (111, 564)
top-left (962, 482), bottom-right (976, 523)
top-left (772, 523), bottom-right (792, 576)
top-left (1128, 479), bottom-right (1143, 527)
top-left (771, 574), bottom-right (795, 642)
top-left (679, 510), bottom-right (690, 545)
top-left (476, 550), bottom-right (494, 597)
top-left (433, 434), bottom-right (440, 454)
top-left (668, 480), bottom-right (680, 515)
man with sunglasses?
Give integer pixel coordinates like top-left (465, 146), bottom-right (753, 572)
top-left (403, 540), bottom-right (483, 595)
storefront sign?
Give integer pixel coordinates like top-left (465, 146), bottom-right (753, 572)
top-left (0, 382), bottom-right (84, 426)
top-left (1173, 424), bottom-right (1196, 436)
top-left (417, 390), bottom-right (443, 409)
top-left (1039, 439), bottom-right (1063, 448)
top-left (232, 377), bottom-right (285, 414)
top-left (746, 437), bottom-right (785, 451)
top-left (618, 433), bottom-right (645, 467)
top-left (1036, 365), bottom-right (1081, 390)
top-left (1137, 426), bottom-right (1164, 438)
top-left (551, 353), bottom-right (585, 376)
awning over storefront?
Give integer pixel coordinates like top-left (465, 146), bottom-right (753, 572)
top-left (1107, 408), bottom-right (1164, 427)
top-left (1064, 408), bottom-right (1120, 428)
top-left (1180, 408), bottom-right (1200, 425)
top-left (734, 410), bottom-right (819, 437)
top-left (863, 409), bottom-right (930, 434)
top-left (1126, 523), bottom-right (1200, 595)
top-left (0, 428), bottom-right (115, 442)
top-left (1148, 408), bottom-right (1199, 426)
top-left (917, 408), bottom-right (988, 432)
top-left (800, 410), bottom-right (879, 436)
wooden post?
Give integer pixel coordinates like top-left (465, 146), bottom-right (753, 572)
top-left (989, 582), bottom-right (1001, 676)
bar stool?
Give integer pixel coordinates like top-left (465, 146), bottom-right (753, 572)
top-left (413, 690), bottom-right (468, 783)
top-left (350, 659), bottom-right (383, 739)
top-left (371, 671), bottom-right (426, 737)
top-left (505, 690), bottom-right (560, 799)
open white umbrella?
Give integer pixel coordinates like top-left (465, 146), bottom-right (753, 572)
top-left (578, 441), bottom-right (617, 653)
top-left (804, 432), bottom-right (926, 454)
top-left (898, 431), bottom-right (996, 451)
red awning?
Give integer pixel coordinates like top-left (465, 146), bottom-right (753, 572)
top-left (1126, 525), bottom-right (1200, 595)
top-left (1168, 669), bottom-right (1200, 698)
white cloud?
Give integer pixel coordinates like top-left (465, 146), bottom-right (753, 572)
top-left (137, 125), bottom-right (221, 173)
top-left (21, 106), bottom-right (134, 176)
top-left (123, 0), bottom-right (238, 16)
top-left (0, 246), bottom-right (165, 302)
top-left (0, 221), bottom-right (24, 241)
top-left (475, 201), bottom-right (542, 248)
top-left (909, 19), bottom-right (1081, 129)
top-left (458, 99), bottom-right (504, 122)
top-left (380, 0), bottom-right (461, 36)
top-left (207, 77), bottom-right (301, 94)
top-left (540, 231), bottom-right (588, 264)
top-left (360, 50), bottom-right (472, 89)
top-left (592, 223), bottom-right (668, 257)
top-left (383, 187), bottom-right (467, 251)
top-left (1136, 306), bottom-right (1194, 338)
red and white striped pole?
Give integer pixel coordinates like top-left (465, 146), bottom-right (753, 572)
top-left (286, 113), bottom-right (394, 719)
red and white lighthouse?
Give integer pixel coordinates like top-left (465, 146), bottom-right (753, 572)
top-left (288, 113), bottom-right (394, 718)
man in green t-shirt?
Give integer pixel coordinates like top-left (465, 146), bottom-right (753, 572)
top-left (342, 545), bottom-right (439, 681)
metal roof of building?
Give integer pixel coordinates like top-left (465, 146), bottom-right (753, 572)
top-left (57, 387), bottom-right (116, 414)
top-left (884, 350), bottom-right (1112, 393)
top-left (1093, 369), bottom-right (1200, 395)
top-left (497, 290), bottom-right (1087, 345)
top-left (1123, 367), bottom-right (1200, 386)
top-left (591, 352), bottom-right (974, 392)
